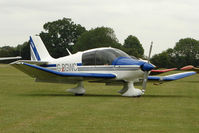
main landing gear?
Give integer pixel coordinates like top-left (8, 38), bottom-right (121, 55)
top-left (67, 81), bottom-right (142, 97)
top-left (66, 81), bottom-right (85, 96)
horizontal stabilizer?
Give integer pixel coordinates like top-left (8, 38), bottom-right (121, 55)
top-left (11, 60), bottom-right (48, 65)
top-left (0, 56), bottom-right (21, 61)
top-left (148, 71), bottom-right (196, 81)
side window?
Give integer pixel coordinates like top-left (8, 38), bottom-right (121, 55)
top-left (82, 49), bottom-right (129, 66)
top-left (95, 51), bottom-right (105, 65)
top-left (95, 51), bottom-right (113, 65)
top-left (82, 51), bottom-right (96, 65)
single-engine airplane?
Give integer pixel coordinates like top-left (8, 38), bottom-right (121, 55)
top-left (11, 36), bottom-right (196, 97)
top-left (181, 65), bottom-right (199, 73)
top-left (150, 68), bottom-right (177, 75)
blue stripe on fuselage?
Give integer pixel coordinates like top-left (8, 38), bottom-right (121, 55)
top-left (29, 36), bottom-right (41, 61)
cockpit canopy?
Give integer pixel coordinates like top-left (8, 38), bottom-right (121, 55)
top-left (82, 48), bottom-right (131, 65)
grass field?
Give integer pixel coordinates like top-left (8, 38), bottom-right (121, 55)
top-left (0, 64), bottom-right (199, 133)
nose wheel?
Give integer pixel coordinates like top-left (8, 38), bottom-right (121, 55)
top-left (119, 81), bottom-right (142, 97)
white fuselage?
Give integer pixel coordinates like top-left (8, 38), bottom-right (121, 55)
top-left (44, 48), bottom-right (145, 82)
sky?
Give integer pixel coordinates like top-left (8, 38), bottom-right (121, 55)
top-left (0, 0), bottom-right (199, 55)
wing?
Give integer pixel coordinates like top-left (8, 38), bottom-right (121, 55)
top-left (11, 62), bottom-right (116, 84)
top-left (150, 68), bottom-right (177, 75)
top-left (148, 71), bottom-right (196, 82)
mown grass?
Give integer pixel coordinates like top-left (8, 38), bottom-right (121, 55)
top-left (0, 64), bottom-right (199, 133)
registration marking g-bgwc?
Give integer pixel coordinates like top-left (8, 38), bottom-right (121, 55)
top-left (57, 63), bottom-right (78, 72)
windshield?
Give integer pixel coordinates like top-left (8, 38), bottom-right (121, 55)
top-left (82, 48), bottom-right (131, 65)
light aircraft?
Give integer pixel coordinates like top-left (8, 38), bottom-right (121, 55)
top-left (150, 68), bottom-right (177, 75)
top-left (11, 36), bottom-right (196, 97)
top-left (181, 65), bottom-right (199, 73)
top-left (0, 56), bottom-right (21, 61)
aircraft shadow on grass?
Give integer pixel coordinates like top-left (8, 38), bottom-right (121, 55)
top-left (18, 93), bottom-right (191, 98)
top-left (19, 93), bottom-right (122, 98)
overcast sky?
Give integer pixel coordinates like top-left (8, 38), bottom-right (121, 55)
top-left (0, 0), bottom-right (199, 55)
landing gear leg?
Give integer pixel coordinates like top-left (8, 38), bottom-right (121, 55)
top-left (118, 83), bottom-right (128, 94)
top-left (67, 81), bottom-right (85, 96)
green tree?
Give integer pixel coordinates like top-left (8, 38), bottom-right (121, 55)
top-left (123, 35), bottom-right (144, 58)
top-left (0, 46), bottom-right (16, 57)
top-left (16, 42), bottom-right (30, 60)
top-left (151, 38), bottom-right (199, 68)
top-left (73, 27), bottom-right (122, 52)
top-left (151, 49), bottom-right (174, 68)
top-left (40, 18), bottom-right (86, 58)
top-left (0, 42), bottom-right (30, 62)
top-left (0, 45), bottom-right (23, 63)
top-left (173, 38), bottom-right (199, 67)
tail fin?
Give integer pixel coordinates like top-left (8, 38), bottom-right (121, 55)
top-left (29, 36), bottom-right (54, 61)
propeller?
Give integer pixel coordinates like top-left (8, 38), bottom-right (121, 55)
top-left (142, 42), bottom-right (153, 94)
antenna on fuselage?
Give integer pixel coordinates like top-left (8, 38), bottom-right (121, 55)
top-left (66, 48), bottom-right (72, 55)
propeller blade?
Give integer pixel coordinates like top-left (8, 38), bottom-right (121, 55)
top-left (147, 42), bottom-right (153, 63)
top-left (142, 42), bottom-right (153, 93)
top-left (142, 71), bottom-right (149, 93)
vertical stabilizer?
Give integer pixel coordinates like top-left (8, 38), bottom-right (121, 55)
top-left (29, 36), bottom-right (54, 61)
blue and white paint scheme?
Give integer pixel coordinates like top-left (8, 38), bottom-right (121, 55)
top-left (11, 36), bottom-right (196, 97)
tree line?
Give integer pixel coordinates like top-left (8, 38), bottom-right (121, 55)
top-left (0, 17), bottom-right (199, 68)
top-left (151, 38), bottom-right (199, 68)
top-left (0, 18), bottom-right (143, 60)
